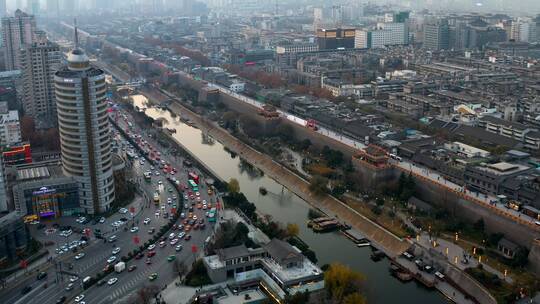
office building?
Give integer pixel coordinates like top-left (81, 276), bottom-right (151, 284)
top-left (0, 212), bottom-right (29, 266)
top-left (317, 28), bottom-right (356, 50)
top-left (0, 101), bottom-right (21, 146)
top-left (275, 43), bottom-right (319, 54)
top-left (423, 18), bottom-right (450, 50)
top-left (355, 23), bottom-right (408, 49)
top-left (54, 45), bottom-right (115, 214)
top-left (511, 17), bottom-right (537, 43)
top-left (20, 33), bottom-right (61, 126)
top-left (1, 10), bottom-right (36, 70)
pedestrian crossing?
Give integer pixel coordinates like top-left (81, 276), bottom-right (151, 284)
top-left (96, 267), bottom-right (155, 304)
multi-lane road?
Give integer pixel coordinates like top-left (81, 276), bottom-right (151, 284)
top-left (0, 105), bottom-right (216, 304)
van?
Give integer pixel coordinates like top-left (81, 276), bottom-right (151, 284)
top-left (108, 235), bottom-right (117, 243)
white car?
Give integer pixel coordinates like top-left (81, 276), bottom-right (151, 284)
top-left (112, 247), bottom-right (121, 254)
top-left (169, 233), bottom-right (176, 240)
top-left (107, 278), bottom-right (118, 285)
top-left (75, 253), bottom-right (85, 260)
top-left (65, 283), bottom-right (74, 291)
top-left (158, 180), bottom-right (163, 185)
top-left (170, 238), bottom-right (179, 245)
top-left (143, 218), bottom-right (151, 225)
top-left (119, 208), bottom-right (128, 214)
top-left (75, 294), bottom-right (85, 302)
top-left (175, 244), bottom-right (183, 252)
top-left (107, 256), bottom-right (117, 264)
top-left (99, 217), bottom-right (106, 223)
top-left (130, 227), bottom-right (139, 233)
top-left (147, 244), bottom-right (156, 251)
top-left (177, 232), bottom-right (186, 239)
top-left (70, 276), bottom-right (79, 282)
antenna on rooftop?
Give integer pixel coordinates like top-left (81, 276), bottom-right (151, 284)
top-left (74, 18), bottom-right (79, 49)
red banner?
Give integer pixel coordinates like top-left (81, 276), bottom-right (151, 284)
top-left (130, 207), bottom-right (135, 213)
top-left (133, 236), bottom-right (140, 244)
top-left (191, 245), bottom-right (197, 253)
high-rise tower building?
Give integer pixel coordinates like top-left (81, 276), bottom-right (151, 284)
top-left (423, 18), bottom-right (450, 50)
top-left (0, 0), bottom-right (7, 17)
top-left (1, 9), bottom-right (36, 70)
top-left (20, 32), bottom-right (61, 126)
top-left (54, 42), bottom-right (115, 214)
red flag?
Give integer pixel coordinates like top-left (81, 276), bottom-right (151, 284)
top-left (129, 207), bottom-right (135, 214)
top-left (133, 236), bottom-right (140, 244)
top-left (191, 245), bottom-right (197, 253)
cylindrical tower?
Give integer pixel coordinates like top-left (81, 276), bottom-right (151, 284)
top-left (54, 48), bottom-right (115, 214)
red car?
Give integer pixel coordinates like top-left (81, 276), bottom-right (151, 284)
top-left (147, 251), bottom-right (156, 257)
top-left (135, 253), bottom-right (144, 260)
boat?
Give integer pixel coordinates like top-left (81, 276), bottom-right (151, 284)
top-left (166, 128), bottom-right (176, 134)
top-left (259, 187), bottom-right (268, 195)
top-left (312, 219), bottom-right (340, 232)
top-left (370, 250), bottom-right (385, 262)
top-left (356, 238), bottom-right (371, 247)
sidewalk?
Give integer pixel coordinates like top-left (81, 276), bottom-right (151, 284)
top-left (153, 283), bottom-right (197, 304)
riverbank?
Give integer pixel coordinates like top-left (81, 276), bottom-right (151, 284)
top-left (163, 100), bottom-right (410, 256)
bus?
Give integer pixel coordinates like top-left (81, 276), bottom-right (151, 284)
top-left (153, 192), bottom-right (160, 205)
top-left (144, 171), bottom-right (151, 182)
top-left (188, 172), bottom-right (199, 184)
top-left (188, 180), bottom-right (198, 192)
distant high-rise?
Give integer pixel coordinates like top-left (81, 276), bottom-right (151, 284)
top-left (54, 44), bottom-right (115, 214)
top-left (1, 10), bottom-right (36, 70)
top-left (28, 0), bottom-right (40, 15)
top-left (20, 32), bottom-right (61, 126)
top-left (0, 0), bottom-right (6, 17)
top-left (511, 17), bottom-right (537, 43)
top-left (423, 18), bottom-right (450, 50)
top-left (47, 0), bottom-right (60, 17)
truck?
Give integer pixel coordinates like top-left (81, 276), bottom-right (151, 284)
top-left (114, 262), bottom-right (126, 273)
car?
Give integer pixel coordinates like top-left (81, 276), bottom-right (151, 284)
top-left (107, 278), bottom-right (118, 285)
top-left (97, 279), bottom-right (106, 286)
top-left (188, 212), bottom-right (193, 218)
top-left (169, 233), bottom-right (176, 239)
top-left (147, 244), bottom-right (156, 250)
top-left (21, 285), bottom-right (32, 294)
top-left (70, 276), bottom-right (79, 282)
top-left (55, 296), bottom-right (67, 304)
top-left (159, 241), bottom-right (166, 248)
top-left (108, 235), bottom-right (117, 242)
top-left (178, 232), bottom-right (186, 238)
top-left (75, 253), bottom-right (85, 260)
top-left (37, 272), bottom-right (47, 280)
top-left (184, 234), bottom-right (191, 241)
top-left (128, 265), bottom-right (137, 272)
top-left (170, 238), bottom-right (179, 245)
top-left (147, 251), bottom-right (156, 257)
top-left (207, 189), bottom-right (213, 195)
top-left (135, 252), bottom-right (144, 259)
top-left (202, 204), bottom-right (207, 210)
top-left (167, 198), bottom-right (172, 204)
top-left (99, 217), bottom-right (106, 223)
top-left (193, 215), bottom-right (198, 220)
top-left (107, 256), bottom-right (117, 264)
top-left (193, 223), bottom-right (199, 230)
top-left (130, 227), bottom-right (139, 233)
top-left (148, 273), bottom-right (158, 281)
top-left (145, 258), bottom-right (152, 265)
top-left (167, 255), bottom-right (176, 262)
top-left (148, 227), bottom-right (155, 234)
top-left (112, 247), bottom-right (121, 255)
top-left (435, 271), bottom-right (445, 280)
top-left (196, 203), bottom-right (202, 209)
top-left (158, 180), bottom-right (163, 185)
top-left (119, 208), bottom-right (128, 214)
top-left (402, 252), bottom-right (414, 260)
top-left (172, 195), bottom-right (177, 200)
top-left (65, 283), bottom-right (75, 291)
top-left (535, 221), bottom-right (540, 226)
top-left (184, 194), bottom-right (188, 200)
top-left (195, 192), bottom-right (200, 197)
top-left (168, 188), bottom-right (173, 193)
top-left (199, 223), bottom-right (206, 230)
top-left (74, 295), bottom-right (85, 302)
top-left (180, 212), bottom-right (186, 218)
top-left (143, 218), bottom-right (151, 225)
top-left (155, 211), bottom-right (160, 217)
top-left (184, 225), bottom-right (191, 232)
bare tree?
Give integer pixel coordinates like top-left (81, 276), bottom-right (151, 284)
top-left (136, 284), bottom-right (160, 304)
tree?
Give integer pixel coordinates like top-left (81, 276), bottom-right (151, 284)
top-left (324, 263), bottom-right (365, 303)
top-left (275, 123), bottom-right (294, 142)
top-left (309, 175), bottom-right (328, 196)
top-left (136, 285), bottom-right (160, 304)
top-left (286, 223), bottom-right (300, 238)
top-left (375, 198), bottom-right (385, 207)
top-left (343, 292), bottom-right (366, 304)
top-left (284, 291), bottom-right (310, 304)
top-left (227, 178), bottom-right (240, 193)
top-left (473, 218), bottom-right (485, 233)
